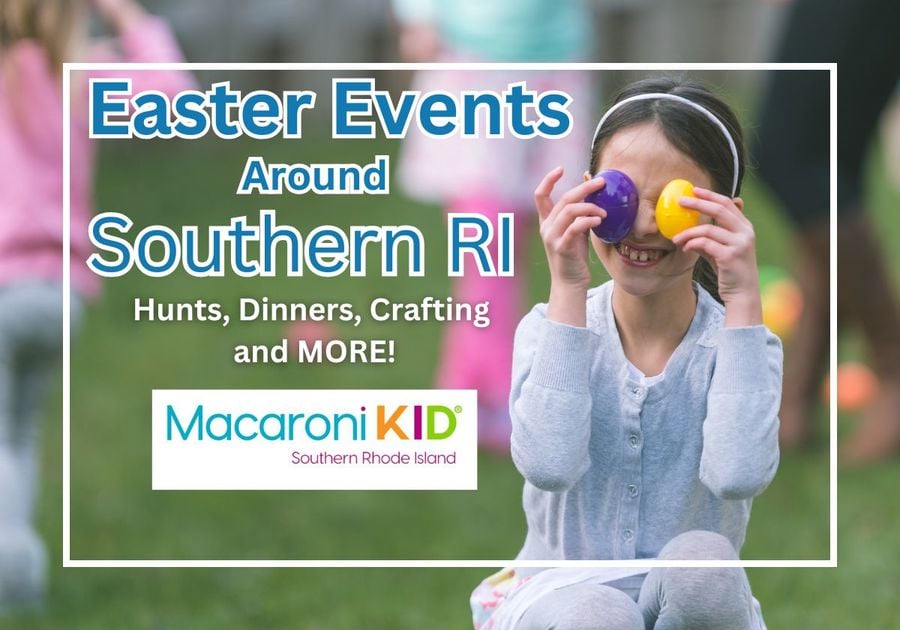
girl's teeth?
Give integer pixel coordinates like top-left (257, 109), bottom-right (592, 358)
top-left (617, 243), bottom-right (662, 263)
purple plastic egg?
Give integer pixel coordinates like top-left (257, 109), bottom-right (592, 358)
top-left (584, 169), bottom-right (639, 243)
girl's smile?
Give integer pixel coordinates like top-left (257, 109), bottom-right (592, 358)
top-left (614, 240), bottom-right (673, 267)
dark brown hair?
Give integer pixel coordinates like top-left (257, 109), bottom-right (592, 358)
top-left (590, 77), bottom-right (746, 304)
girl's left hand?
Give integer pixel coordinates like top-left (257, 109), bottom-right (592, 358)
top-left (670, 187), bottom-right (763, 325)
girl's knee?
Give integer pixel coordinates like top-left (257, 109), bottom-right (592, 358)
top-left (643, 532), bottom-right (754, 630)
top-left (658, 530), bottom-right (738, 561)
top-left (517, 583), bottom-right (643, 630)
top-left (646, 569), bottom-right (754, 630)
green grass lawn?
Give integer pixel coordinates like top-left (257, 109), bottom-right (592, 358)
top-left (3, 117), bottom-right (898, 627)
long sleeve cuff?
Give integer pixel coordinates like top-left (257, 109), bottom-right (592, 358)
top-left (712, 325), bottom-right (778, 392)
top-left (527, 319), bottom-right (599, 392)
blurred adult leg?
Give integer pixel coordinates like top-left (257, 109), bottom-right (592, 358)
top-left (755, 63), bottom-right (831, 449)
top-left (756, 0), bottom-right (900, 458)
top-left (837, 214), bottom-right (900, 463)
top-left (820, 0), bottom-right (900, 463)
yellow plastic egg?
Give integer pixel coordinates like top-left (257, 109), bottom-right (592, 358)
top-left (656, 179), bottom-right (700, 240)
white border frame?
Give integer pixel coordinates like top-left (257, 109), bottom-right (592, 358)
top-left (62, 62), bottom-right (838, 569)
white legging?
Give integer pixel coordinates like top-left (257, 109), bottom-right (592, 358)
top-left (517, 531), bottom-right (763, 630)
top-left (0, 282), bottom-right (81, 610)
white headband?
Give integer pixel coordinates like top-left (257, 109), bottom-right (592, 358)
top-left (591, 92), bottom-right (740, 198)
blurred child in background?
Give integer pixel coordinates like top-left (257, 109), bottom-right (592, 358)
top-left (0, 0), bottom-right (192, 611)
top-left (392, 0), bottom-right (596, 454)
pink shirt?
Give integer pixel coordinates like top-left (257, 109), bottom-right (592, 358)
top-left (0, 16), bottom-right (194, 297)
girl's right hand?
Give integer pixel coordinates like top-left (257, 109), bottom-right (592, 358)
top-left (534, 167), bottom-right (607, 290)
top-left (534, 168), bottom-right (608, 327)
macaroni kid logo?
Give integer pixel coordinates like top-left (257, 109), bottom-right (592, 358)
top-left (165, 402), bottom-right (460, 442)
top-left (152, 390), bottom-right (478, 490)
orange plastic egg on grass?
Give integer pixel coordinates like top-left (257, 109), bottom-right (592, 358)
top-left (822, 362), bottom-right (879, 412)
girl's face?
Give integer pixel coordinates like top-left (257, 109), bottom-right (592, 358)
top-left (589, 122), bottom-right (714, 298)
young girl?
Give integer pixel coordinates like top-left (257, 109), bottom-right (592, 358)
top-left (0, 0), bottom-right (191, 611)
top-left (471, 78), bottom-right (781, 629)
